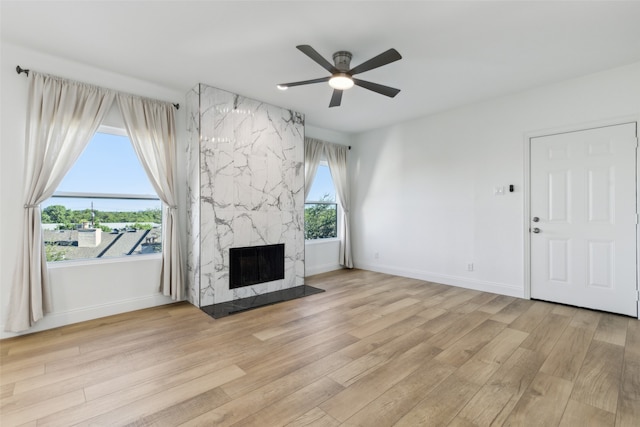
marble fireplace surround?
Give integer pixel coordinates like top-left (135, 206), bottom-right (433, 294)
top-left (186, 84), bottom-right (308, 310)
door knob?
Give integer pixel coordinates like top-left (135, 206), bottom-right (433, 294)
top-left (532, 217), bottom-right (540, 222)
top-left (532, 227), bottom-right (541, 233)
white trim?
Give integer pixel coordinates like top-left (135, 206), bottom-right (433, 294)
top-left (305, 263), bottom-right (344, 277)
top-left (524, 115), bottom-right (640, 319)
top-left (98, 124), bottom-right (128, 137)
top-left (0, 294), bottom-right (177, 339)
top-left (355, 261), bottom-right (524, 298)
top-left (52, 191), bottom-right (160, 200)
top-left (304, 237), bottom-right (340, 245)
top-left (47, 252), bottom-right (161, 268)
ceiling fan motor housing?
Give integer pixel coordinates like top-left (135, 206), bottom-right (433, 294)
top-left (332, 51), bottom-right (352, 72)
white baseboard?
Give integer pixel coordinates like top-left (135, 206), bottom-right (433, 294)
top-left (355, 261), bottom-right (525, 298)
top-left (305, 263), bottom-right (344, 277)
top-left (1, 294), bottom-right (176, 339)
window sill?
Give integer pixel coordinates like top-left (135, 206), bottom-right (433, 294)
top-left (47, 253), bottom-right (162, 269)
top-left (304, 238), bottom-right (340, 246)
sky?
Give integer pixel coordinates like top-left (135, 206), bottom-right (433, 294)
top-left (43, 132), bottom-right (336, 212)
top-left (42, 132), bottom-right (160, 212)
top-left (307, 163), bottom-right (336, 203)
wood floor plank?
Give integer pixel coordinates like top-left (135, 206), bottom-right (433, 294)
top-left (559, 399), bottom-right (615, 427)
top-left (434, 288), bottom-right (480, 311)
top-left (0, 346), bottom-right (80, 374)
top-left (616, 318), bottom-right (640, 427)
top-left (220, 333), bottom-right (357, 399)
top-left (0, 383), bottom-right (15, 400)
top-left (348, 303), bottom-right (425, 339)
top-left (227, 377), bottom-right (344, 427)
top-left (616, 359), bottom-right (640, 427)
top-left (319, 341), bottom-right (441, 422)
top-left (427, 310), bottom-right (492, 350)
top-left (508, 301), bottom-right (554, 333)
top-left (625, 317), bottom-right (640, 357)
top-left (476, 294), bottom-right (516, 315)
top-left (520, 312), bottom-right (571, 357)
top-left (339, 315), bottom-right (429, 360)
top-left (434, 319), bottom-right (507, 367)
top-left (454, 327), bottom-right (529, 386)
top-left (569, 309), bottom-right (602, 331)
top-left (123, 387), bottom-right (231, 427)
top-left (341, 360), bottom-right (455, 427)
top-left (571, 340), bottom-right (624, 413)
top-left (420, 310), bottom-right (467, 334)
top-left (0, 389), bottom-right (85, 426)
top-left (180, 352), bottom-right (352, 427)
top-left (539, 325), bottom-right (595, 381)
top-left (285, 407), bottom-right (340, 427)
top-left (456, 382), bottom-right (514, 427)
top-left (451, 292), bottom-right (499, 315)
top-left (392, 373), bottom-right (481, 426)
top-left (593, 313), bottom-right (628, 347)
top-left (457, 347), bottom-right (546, 426)
top-left (0, 269), bottom-right (634, 427)
top-left (490, 298), bottom-right (533, 324)
top-left (502, 372), bottom-right (573, 426)
top-left (329, 324), bottom-right (433, 387)
top-left (46, 364), bottom-right (245, 427)
top-left (0, 363), bottom-right (44, 386)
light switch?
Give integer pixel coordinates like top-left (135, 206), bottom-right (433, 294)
top-left (494, 186), bottom-right (506, 196)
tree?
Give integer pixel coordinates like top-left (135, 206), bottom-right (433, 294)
top-left (304, 194), bottom-right (337, 240)
top-left (42, 205), bottom-right (70, 224)
top-left (45, 243), bottom-right (67, 262)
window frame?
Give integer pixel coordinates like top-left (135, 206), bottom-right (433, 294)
top-left (42, 124), bottom-right (163, 264)
top-left (304, 159), bottom-right (341, 242)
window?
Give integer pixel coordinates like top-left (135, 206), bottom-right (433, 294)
top-left (41, 127), bottom-right (162, 262)
top-left (305, 161), bottom-right (338, 240)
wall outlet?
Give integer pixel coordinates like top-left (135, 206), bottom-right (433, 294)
top-left (467, 263), bottom-right (474, 271)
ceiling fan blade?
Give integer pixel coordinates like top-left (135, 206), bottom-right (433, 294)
top-left (297, 45), bottom-right (338, 74)
top-left (348, 48), bottom-right (402, 75)
top-left (329, 89), bottom-right (343, 107)
top-left (278, 76), bottom-right (330, 88)
top-left (352, 78), bottom-right (401, 98)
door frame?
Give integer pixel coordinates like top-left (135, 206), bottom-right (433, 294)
top-left (523, 115), bottom-right (640, 319)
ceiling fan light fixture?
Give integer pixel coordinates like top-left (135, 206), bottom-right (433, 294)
top-left (328, 73), bottom-right (354, 90)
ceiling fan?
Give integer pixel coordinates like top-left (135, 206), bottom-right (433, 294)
top-left (277, 45), bottom-right (402, 107)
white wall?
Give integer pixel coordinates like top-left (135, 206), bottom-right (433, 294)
top-left (351, 61), bottom-right (640, 297)
top-left (303, 125), bottom-right (352, 276)
top-left (0, 43), bottom-right (187, 338)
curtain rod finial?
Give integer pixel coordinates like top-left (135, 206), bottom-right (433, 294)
top-left (16, 65), bottom-right (29, 76)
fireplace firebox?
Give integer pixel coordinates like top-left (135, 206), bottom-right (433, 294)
top-left (229, 244), bottom-right (285, 289)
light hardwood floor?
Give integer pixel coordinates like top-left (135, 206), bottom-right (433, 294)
top-left (1, 269), bottom-right (638, 426)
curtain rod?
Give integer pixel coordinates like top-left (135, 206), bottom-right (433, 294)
top-left (16, 65), bottom-right (180, 110)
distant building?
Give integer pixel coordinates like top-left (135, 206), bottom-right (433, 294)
top-left (44, 226), bottom-right (162, 261)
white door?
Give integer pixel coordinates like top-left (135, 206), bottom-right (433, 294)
top-left (530, 123), bottom-right (638, 317)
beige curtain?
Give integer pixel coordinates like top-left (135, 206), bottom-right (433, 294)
top-left (304, 137), bottom-right (326, 199)
top-left (325, 143), bottom-right (353, 268)
top-left (5, 72), bottom-right (115, 332)
top-left (117, 94), bottom-right (184, 300)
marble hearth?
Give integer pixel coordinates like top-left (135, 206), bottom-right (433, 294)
top-left (186, 84), bottom-right (305, 308)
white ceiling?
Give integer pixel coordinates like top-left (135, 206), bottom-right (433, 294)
top-left (2, 1), bottom-right (640, 134)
